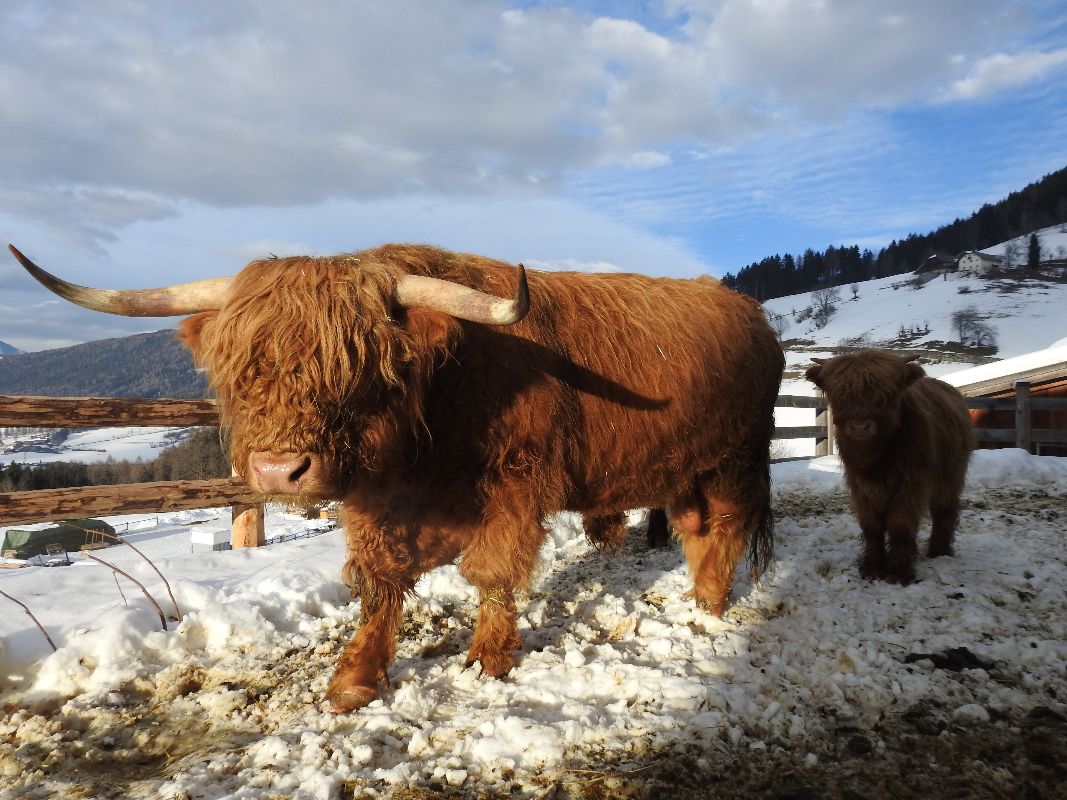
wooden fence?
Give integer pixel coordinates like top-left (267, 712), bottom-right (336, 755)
top-left (0, 396), bottom-right (265, 547)
top-left (0, 381), bottom-right (1063, 542)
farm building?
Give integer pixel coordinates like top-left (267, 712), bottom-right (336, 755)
top-left (943, 340), bottom-right (1067, 456)
top-left (956, 250), bottom-right (1003, 275)
top-left (0, 518), bottom-right (115, 559)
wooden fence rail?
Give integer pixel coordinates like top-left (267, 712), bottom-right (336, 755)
top-left (0, 395), bottom-right (265, 546)
top-left (0, 382), bottom-right (1063, 537)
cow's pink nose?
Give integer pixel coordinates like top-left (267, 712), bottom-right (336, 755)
top-left (248, 452), bottom-right (312, 493)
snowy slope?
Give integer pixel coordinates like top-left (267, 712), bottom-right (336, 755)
top-left (765, 269), bottom-right (1067, 367)
top-left (0, 426), bottom-right (189, 466)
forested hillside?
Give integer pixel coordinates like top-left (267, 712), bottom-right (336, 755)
top-left (0, 329), bottom-right (208, 398)
top-left (724, 164), bottom-right (1067, 300)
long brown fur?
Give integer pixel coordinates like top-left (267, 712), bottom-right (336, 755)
top-left (805, 350), bottom-right (974, 584)
top-left (177, 243), bottom-right (784, 711)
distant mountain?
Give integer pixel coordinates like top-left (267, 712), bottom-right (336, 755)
top-left (0, 329), bottom-right (209, 398)
top-left (0, 340), bottom-right (22, 356)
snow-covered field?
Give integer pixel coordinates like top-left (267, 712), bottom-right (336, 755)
top-left (1, 450), bottom-right (1065, 799)
top-left (0, 427), bottom-right (187, 467)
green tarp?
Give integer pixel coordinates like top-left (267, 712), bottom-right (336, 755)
top-left (1, 518), bottom-right (115, 559)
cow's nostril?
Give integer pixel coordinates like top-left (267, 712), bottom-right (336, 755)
top-left (289, 457), bottom-right (312, 483)
top-left (249, 452), bottom-right (315, 493)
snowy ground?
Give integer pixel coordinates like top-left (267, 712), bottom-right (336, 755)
top-left (0, 427), bottom-right (188, 467)
top-left (0, 450), bottom-right (1065, 799)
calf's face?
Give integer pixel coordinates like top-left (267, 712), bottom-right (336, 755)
top-left (804, 352), bottom-right (925, 448)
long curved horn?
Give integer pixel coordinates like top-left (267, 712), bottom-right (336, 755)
top-left (9, 244), bottom-right (232, 317)
top-left (395, 264), bottom-right (530, 325)
top-left (810, 357), bottom-right (827, 365)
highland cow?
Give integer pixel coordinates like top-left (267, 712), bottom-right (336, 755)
top-left (11, 242), bottom-right (784, 712)
top-left (805, 350), bottom-right (974, 584)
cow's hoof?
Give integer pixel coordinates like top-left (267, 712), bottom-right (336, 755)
top-left (927, 544), bottom-right (954, 559)
top-left (694, 592), bottom-right (728, 617)
top-left (859, 558), bottom-right (886, 581)
top-left (465, 648), bottom-right (515, 679)
top-left (326, 685), bottom-right (378, 714)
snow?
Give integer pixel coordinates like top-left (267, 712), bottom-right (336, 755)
top-left (1, 450), bottom-right (1065, 798)
top-left (941, 342), bottom-right (1067, 391)
top-left (0, 426), bottom-right (187, 466)
top-left (764, 269), bottom-right (1067, 364)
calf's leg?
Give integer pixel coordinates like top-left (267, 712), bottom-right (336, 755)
top-left (928, 500), bottom-right (960, 558)
top-left (885, 505), bottom-right (921, 584)
top-left (853, 504), bottom-right (887, 580)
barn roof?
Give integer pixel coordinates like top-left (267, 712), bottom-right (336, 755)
top-left (942, 341), bottom-right (1067, 396)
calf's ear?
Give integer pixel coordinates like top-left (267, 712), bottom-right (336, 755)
top-left (904, 362), bottom-right (925, 386)
top-left (804, 364), bottom-right (824, 387)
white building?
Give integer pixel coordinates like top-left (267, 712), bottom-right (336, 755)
top-left (956, 251), bottom-right (1003, 275)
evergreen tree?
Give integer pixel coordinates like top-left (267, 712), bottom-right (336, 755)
top-left (1028, 233), bottom-right (1041, 270)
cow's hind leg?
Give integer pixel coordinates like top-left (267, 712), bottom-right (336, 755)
top-left (326, 576), bottom-right (409, 713)
top-left (645, 507), bottom-right (671, 549)
top-left (928, 468), bottom-right (965, 559)
top-left (672, 481), bottom-right (743, 616)
top-left (584, 512), bottom-right (628, 552)
top-left (676, 452), bottom-right (773, 616)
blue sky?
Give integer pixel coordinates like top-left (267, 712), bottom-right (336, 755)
top-left (1, 0), bottom-right (1066, 351)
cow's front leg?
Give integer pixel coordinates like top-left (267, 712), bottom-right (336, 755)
top-left (340, 557), bottom-right (363, 599)
top-left (464, 585), bottom-right (521, 678)
top-left (326, 577), bottom-right (406, 713)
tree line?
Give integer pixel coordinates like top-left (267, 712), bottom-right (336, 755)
top-left (723, 164), bottom-right (1067, 301)
top-left (0, 428), bottom-right (229, 492)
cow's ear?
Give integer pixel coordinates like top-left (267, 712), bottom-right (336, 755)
top-left (804, 364), bottom-right (824, 387)
top-left (177, 312), bottom-right (216, 361)
top-left (402, 308), bottom-right (462, 365)
top-left (904, 362), bottom-right (925, 386)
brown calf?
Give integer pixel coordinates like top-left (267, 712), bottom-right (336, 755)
top-left (805, 350), bottom-right (974, 584)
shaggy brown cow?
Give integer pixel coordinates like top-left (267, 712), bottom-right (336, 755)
top-left (805, 350), bottom-right (974, 584)
top-left (11, 242), bottom-right (783, 712)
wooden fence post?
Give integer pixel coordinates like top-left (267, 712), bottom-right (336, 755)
top-left (815, 391), bottom-right (834, 456)
top-left (230, 466), bottom-right (265, 548)
top-left (1015, 380), bottom-right (1032, 453)
top-left (232, 502), bottom-right (265, 549)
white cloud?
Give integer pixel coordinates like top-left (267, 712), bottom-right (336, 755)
top-left (523, 258), bottom-right (622, 273)
top-left (940, 48), bottom-right (1067, 101)
top-left (621, 151), bottom-right (673, 169)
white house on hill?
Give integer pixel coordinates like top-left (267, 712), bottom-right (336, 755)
top-left (957, 251), bottom-right (1003, 275)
